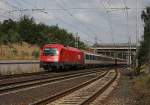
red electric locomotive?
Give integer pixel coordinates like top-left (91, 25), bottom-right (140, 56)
top-left (40, 44), bottom-right (84, 70)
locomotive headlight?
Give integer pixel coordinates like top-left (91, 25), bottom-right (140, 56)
top-left (54, 56), bottom-right (58, 62)
top-left (47, 58), bottom-right (51, 61)
top-left (47, 56), bottom-right (58, 62)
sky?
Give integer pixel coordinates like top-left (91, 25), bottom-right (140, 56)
top-left (0, 0), bottom-right (150, 45)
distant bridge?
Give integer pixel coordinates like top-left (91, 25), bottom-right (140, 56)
top-left (91, 43), bottom-right (136, 65)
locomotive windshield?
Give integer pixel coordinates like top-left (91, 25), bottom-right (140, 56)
top-left (43, 48), bottom-right (58, 56)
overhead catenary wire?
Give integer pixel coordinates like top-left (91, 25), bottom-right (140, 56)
top-left (106, 0), bottom-right (115, 44)
top-left (121, 0), bottom-right (130, 39)
top-left (27, 0), bottom-right (95, 44)
top-left (0, 0), bottom-right (22, 20)
top-left (6, 7), bottom-right (145, 13)
top-left (43, 11), bottom-right (94, 40)
top-left (1, 0), bottom-right (19, 10)
top-left (57, 0), bottom-right (96, 37)
top-left (56, 0), bottom-right (100, 42)
top-left (14, 0), bottom-right (23, 9)
top-left (0, 0), bottom-right (95, 41)
top-left (21, 0), bottom-right (37, 8)
top-left (0, 0), bottom-right (143, 46)
top-left (98, 0), bottom-right (115, 44)
top-left (121, 0), bottom-right (132, 65)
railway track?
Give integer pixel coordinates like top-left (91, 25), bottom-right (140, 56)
top-left (0, 68), bottom-right (103, 86)
top-left (0, 67), bottom-right (106, 83)
top-left (31, 69), bottom-right (117, 105)
top-left (0, 68), bottom-right (105, 95)
top-left (0, 71), bottom-right (48, 80)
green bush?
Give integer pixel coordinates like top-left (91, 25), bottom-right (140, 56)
top-left (32, 48), bottom-right (39, 58)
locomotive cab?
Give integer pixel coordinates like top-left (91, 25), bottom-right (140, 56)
top-left (40, 44), bottom-right (63, 70)
top-left (41, 47), bottom-right (59, 61)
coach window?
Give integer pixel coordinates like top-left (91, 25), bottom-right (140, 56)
top-left (95, 56), bottom-right (97, 60)
top-left (94, 56), bottom-right (96, 60)
top-left (92, 55), bottom-right (94, 60)
top-left (98, 56), bottom-right (101, 60)
top-left (103, 57), bottom-right (106, 61)
top-left (103, 57), bottom-right (107, 61)
top-left (93, 56), bottom-right (96, 60)
top-left (91, 55), bottom-right (95, 60)
top-left (91, 55), bottom-right (94, 60)
top-left (89, 55), bottom-right (92, 60)
top-left (86, 54), bottom-right (89, 60)
top-left (96, 56), bottom-right (99, 60)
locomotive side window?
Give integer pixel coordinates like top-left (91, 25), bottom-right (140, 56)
top-left (44, 48), bottom-right (58, 56)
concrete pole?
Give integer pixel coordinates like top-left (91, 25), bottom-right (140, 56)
top-left (128, 40), bottom-right (130, 66)
top-left (136, 0), bottom-right (139, 67)
top-left (129, 37), bottom-right (132, 65)
top-left (75, 33), bottom-right (79, 48)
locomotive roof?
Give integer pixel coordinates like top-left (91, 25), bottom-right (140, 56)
top-left (43, 44), bottom-right (82, 52)
top-left (43, 44), bottom-right (64, 48)
top-left (65, 46), bottom-right (82, 52)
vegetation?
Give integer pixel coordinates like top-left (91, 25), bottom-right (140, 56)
top-left (133, 74), bottom-right (150, 105)
top-left (0, 43), bottom-right (39, 60)
top-left (0, 15), bottom-right (87, 49)
top-left (138, 7), bottom-right (150, 73)
top-left (131, 7), bottom-right (150, 105)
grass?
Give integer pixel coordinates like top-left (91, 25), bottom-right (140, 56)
top-left (0, 42), bottom-right (40, 60)
top-left (119, 65), bottom-right (150, 105)
top-left (131, 65), bottom-right (150, 105)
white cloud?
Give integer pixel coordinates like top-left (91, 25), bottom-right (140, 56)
top-left (0, 1), bottom-right (7, 9)
top-left (74, 13), bottom-right (92, 23)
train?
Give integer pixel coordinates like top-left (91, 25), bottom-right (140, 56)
top-left (40, 44), bottom-right (127, 70)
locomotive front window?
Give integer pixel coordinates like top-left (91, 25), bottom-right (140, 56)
top-left (44, 48), bottom-right (58, 56)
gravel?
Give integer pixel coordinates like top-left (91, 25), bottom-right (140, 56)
top-left (0, 72), bottom-right (98, 105)
top-left (97, 69), bottom-right (135, 105)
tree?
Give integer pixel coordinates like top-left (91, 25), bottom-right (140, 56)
top-left (139, 7), bottom-right (150, 73)
top-left (0, 15), bottom-right (87, 50)
top-left (18, 15), bottom-right (36, 44)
